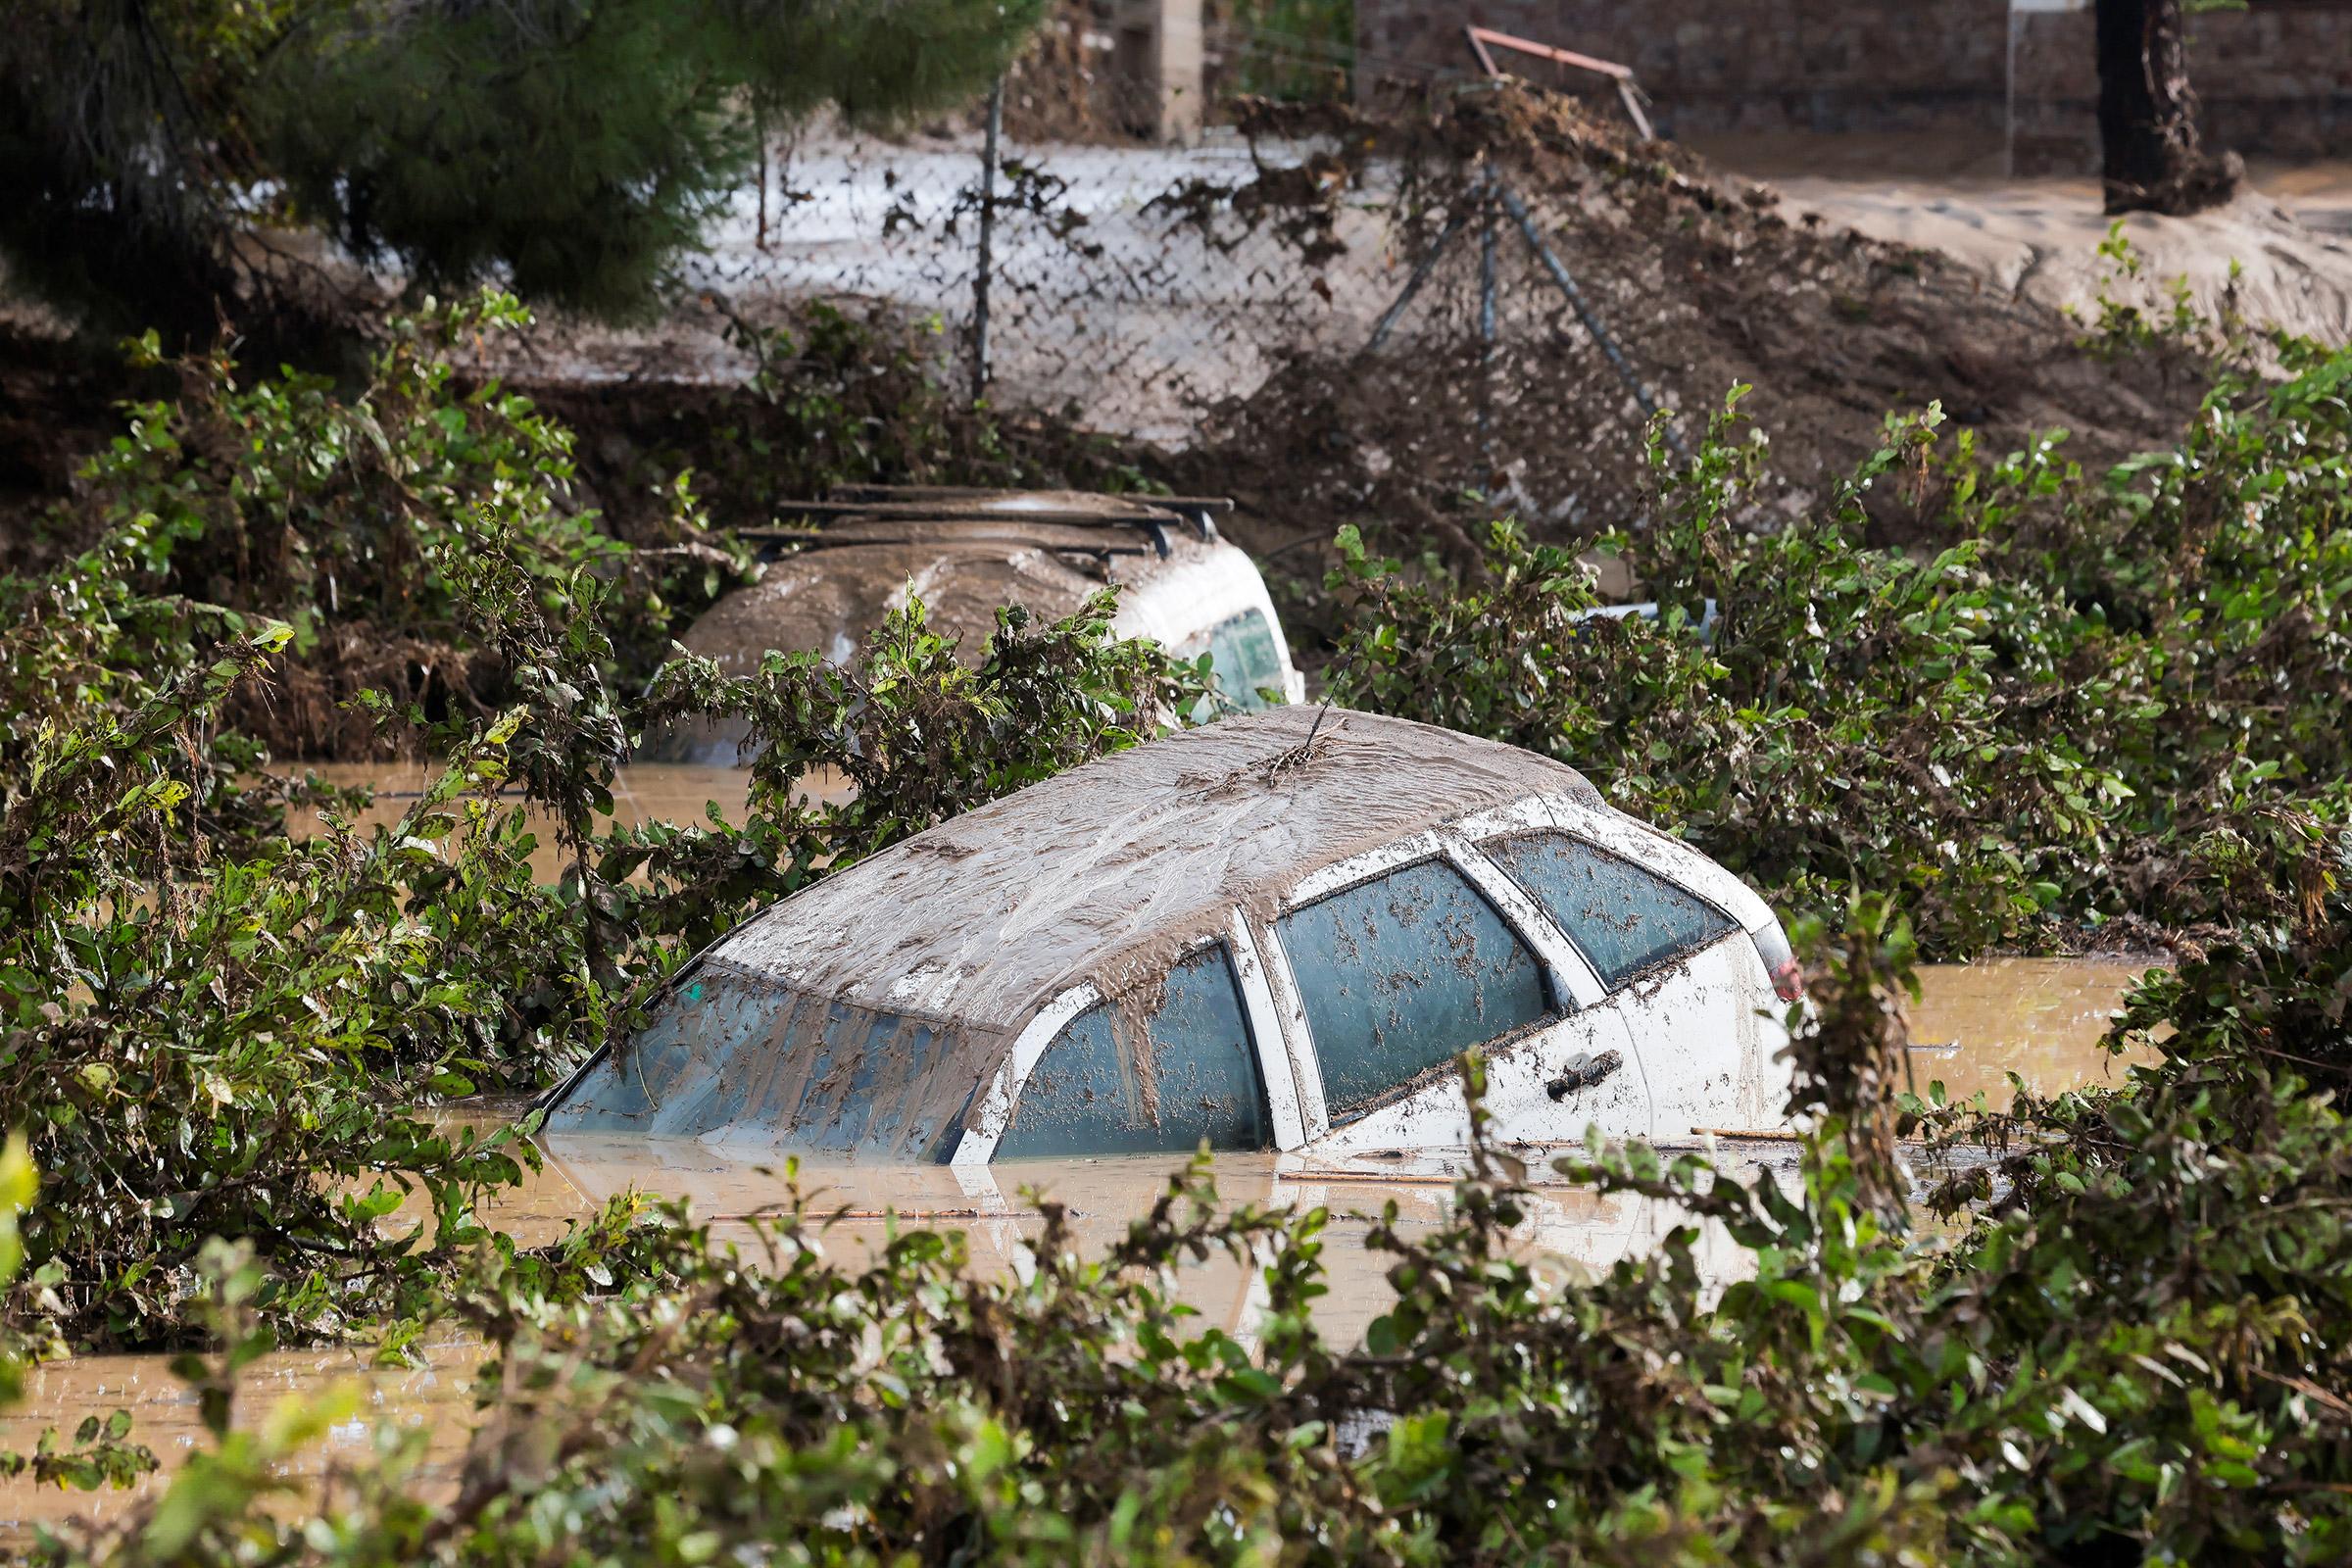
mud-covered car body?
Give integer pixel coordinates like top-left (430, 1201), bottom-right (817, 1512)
top-left (659, 488), bottom-right (1301, 763)
top-left (548, 708), bottom-right (1799, 1160)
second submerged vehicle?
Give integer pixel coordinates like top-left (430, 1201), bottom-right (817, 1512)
top-left (658, 487), bottom-right (1303, 763)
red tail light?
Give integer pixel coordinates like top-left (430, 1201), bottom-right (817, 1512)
top-left (1750, 921), bottom-right (1805, 1003)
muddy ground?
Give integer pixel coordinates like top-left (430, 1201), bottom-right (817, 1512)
top-left (1161, 91), bottom-right (2219, 614)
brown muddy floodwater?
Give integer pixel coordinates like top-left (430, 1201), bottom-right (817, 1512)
top-left (1902, 956), bottom-right (2161, 1106)
top-left (290, 763), bottom-right (852, 883)
top-left (3, 928), bottom-right (2164, 1541)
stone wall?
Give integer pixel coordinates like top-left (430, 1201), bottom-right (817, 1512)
top-left (1356, 1), bottom-right (2008, 139)
top-left (1356, 1), bottom-right (2352, 170)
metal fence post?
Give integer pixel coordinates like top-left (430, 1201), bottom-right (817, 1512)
top-left (972, 74), bottom-right (1004, 406)
top-left (1499, 186), bottom-right (1684, 459)
top-left (1478, 166), bottom-right (1497, 466)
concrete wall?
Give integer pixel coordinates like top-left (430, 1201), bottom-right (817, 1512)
top-left (1356, 0), bottom-right (2352, 171)
top-left (1114, 0), bottom-right (1206, 142)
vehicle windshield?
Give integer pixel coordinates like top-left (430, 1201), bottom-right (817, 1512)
top-left (1180, 609), bottom-right (1288, 714)
top-left (547, 962), bottom-right (967, 1159)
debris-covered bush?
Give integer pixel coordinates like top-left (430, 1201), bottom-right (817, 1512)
top-left (16, 292), bottom-right (743, 760)
top-left (1328, 328), bottom-right (2352, 955)
top-left (0, 595), bottom-right (654, 1348)
top-left (701, 300), bottom-right (1171, 507)
top-left (0, 303), bottom-right (1210, 1348)
top-left (554, 296), bottom-right (1175, 544)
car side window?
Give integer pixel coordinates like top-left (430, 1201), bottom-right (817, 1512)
top-left (994, 944), bottom-right (1269, 1159)
top-left (1181, 609), bottom-right (1288, 716)
top-left (1485, 831), bottom-right (1736, 988)
top-left (1277, 858), bottom-right (1548, 1121)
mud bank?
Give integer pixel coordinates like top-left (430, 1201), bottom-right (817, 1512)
top-left (1161, 95), bottom-right (2234, 588)
top-left (1770, 172), bottom-right (2352, 348)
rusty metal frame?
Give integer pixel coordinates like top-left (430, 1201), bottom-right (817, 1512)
top-left (1462, 24), bottom-right (1656, 142)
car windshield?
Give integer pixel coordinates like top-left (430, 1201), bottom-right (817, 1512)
top-left (1484, 831), bottom-right (1735, 987)
top-left (1278, 858), bottom-right (1549, 1122)
top-left (996, 944), bottom-right (1269, 1159)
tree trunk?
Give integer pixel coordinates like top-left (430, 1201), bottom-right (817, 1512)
top-left (2095, 0), bottom-right (2242, 216)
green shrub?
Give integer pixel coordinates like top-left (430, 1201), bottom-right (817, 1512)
top-left (0, 378), bottom-right (1208, 1346)
top-left (25, 292), bottom-right (738, 760)
top-left (0, 606), bottom-right (640, 1348)
top-left (45, 839), bottom-right (2352, 1565)
top-left (548, 301), bottom-right (1173, 542)
top-left (1328, 357), bottom-right (2352, 955)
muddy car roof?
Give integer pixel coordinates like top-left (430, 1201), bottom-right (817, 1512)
top-left (685, 490), bottom-right (1253, 677)
top-left (769, 486), bottom-right (1230, 524)
top-left (677, 525), bottom-right (1245, 675)
top-left (681, 538), bottom-right (1112, 670)
top-left (558, 708), bottom-right (1610, 1158)
top-left (707, 705), bottom-right (1600, 1038)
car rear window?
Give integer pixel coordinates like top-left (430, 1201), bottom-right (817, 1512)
top-left (547, 963), bottom-right (962, 1156)
top-left (1485, 831), bottom-right (1735, 988)
top-left (1277, 858), bottom-right (1548, 1121)
top-left (994, 944), bottom-right (1269, 1160)
top-left (546, 967), bottom-right (779, 1130)
top-left (1180, 609), bottom-right (1288, 714)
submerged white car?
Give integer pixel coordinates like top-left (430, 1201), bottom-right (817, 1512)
top-left (657, 487), bottom-right (1304, 763)
top-left (549, 708), bottom-right (1802, 1160)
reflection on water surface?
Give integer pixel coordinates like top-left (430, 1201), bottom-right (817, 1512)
top-left (1902, 956), bottom-right (2162, 1105)
top-left (6, 955), bottom-right (2166, 1535)
top-left (290, 763), bottom-right (848, 884)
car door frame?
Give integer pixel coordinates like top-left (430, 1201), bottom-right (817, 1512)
top-left (1448, 793), bottom-right (1787, 1146)
top-left (1258, 791), bottom-right (1783, 1154)
top-left (1246, 820), bottom-right (1632, 1150)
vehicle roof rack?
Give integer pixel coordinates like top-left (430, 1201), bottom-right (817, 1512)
top-left (740, 487), bottom-right (1235, 560)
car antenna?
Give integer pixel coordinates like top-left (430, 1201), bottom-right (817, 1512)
top-left (1302, 697), bottom-right (1334, 751)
